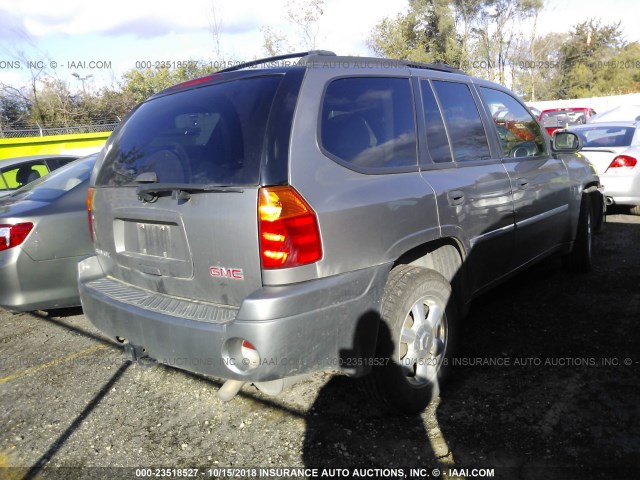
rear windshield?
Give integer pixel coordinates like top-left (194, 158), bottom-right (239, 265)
top-left (541, 110), bottom-right (589, 127)
top-left (571, 126), bottom-right (636, 148)
top-left (96, 75), bottom-right (283, 187)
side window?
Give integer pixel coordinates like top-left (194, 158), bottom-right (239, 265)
top-left (3, 162), bottom-right (46, 188)
top-left (431, 81), bottom-right (491, 162)
top-left (480, 87), bottom-right (546, 158)
top-left (320, 77), bottom-right (417, 171)
top-left (420, 81), bottom-right (453, 164)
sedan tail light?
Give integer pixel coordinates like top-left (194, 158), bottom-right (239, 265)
top-left (258, 186), bottom-right (322, 269)
top-left (607, 155), bottom-right (637, 170)
top-left (0, 223), bottom-right (34, 252)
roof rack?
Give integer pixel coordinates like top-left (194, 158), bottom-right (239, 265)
top-left (402, 61), bottom-right (466, 74)
top-left (217, 50), bottom-right (336, 73)
top-left (216, 51), bottom-right (465, 75)
top-left (298, 54), bottom-right (466, 75)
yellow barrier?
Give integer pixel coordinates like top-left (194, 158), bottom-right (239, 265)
top-left (0, 132), bottom-right (111, 160)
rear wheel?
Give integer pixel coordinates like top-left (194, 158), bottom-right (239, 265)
top-left (564, 193), bottom-right (592, 273)
top-left (591, 191), bottom-right (605, 233)
top-left (630, 205), bottom-right (640, 216)
top-left (365, 265), bottom-right (457, 415)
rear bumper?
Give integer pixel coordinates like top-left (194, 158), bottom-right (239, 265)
top-left (0, 247), bottom-right (83, 312)
top-left (601, 174), bottom-right (640, 206)
top-left (78, 255), bottom-right (390, 382)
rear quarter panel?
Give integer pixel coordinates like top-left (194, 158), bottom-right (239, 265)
top-left (264, 65), bottom-right (441, 286)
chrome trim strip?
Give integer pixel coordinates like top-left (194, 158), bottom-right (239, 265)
top-left (470, 223), bottom-right (515, 247)
top-left (516, 204), bottom-right (569, 230)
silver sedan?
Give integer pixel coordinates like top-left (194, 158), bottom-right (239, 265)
top-left (0, 154), bottom-right (97, 312)
top-left (570, 122), bottom-right (640, 214)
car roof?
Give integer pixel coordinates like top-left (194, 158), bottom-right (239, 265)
top-left (0, 154), bottom-right (79, 169)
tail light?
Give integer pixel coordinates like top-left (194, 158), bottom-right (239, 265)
top-left (87, 187), bottom-right (96, 242)
top-left (607, 155), bottom-right (637, 170)
top-left (258, 186), bottom-right (322, 269)
top-left (0, 223), bottom-right (34, 252)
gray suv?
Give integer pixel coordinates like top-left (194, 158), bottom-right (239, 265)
top-left (79, 51), bottom-right (603, 414)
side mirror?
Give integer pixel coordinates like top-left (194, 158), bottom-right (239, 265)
top-left (552, 131), bottom-right (582, 153)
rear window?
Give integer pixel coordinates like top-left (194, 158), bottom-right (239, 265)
top-left (320, 77), bottom-right (417, 171)
top-left (431, 81), bottom-right (491, 162)
top-left (541, 109), bottom-right (591, 128)
top-left (96, 75), bottom-right (283, 186)
top-left (572, 126), bottom-right (636, 148)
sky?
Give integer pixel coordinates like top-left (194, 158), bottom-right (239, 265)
top-left (0, 0), bottom-right (639, 93)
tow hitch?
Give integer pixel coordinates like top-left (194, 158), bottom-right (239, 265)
top-left (123, 342), bottom-right (146, 361)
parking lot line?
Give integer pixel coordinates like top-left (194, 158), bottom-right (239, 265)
top-left (0, 344), bottom-right (110, 386)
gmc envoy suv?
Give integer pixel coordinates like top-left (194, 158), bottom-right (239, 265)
top-left (79, 51), bottom-right (603, 414)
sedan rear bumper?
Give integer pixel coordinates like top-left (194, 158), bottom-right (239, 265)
top-left (601, 174), bottom-right (640, 206)
top-left (0, 247), bottom-right (83, 312)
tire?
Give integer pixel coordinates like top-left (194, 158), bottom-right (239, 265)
top-left (564, 193), bottom-right (592, 273)
top-left (365, 265), bottom-right (458, 415)
top-left (630, 205), bottom-right (640, 216)
top-left (591, 191), bottom-right (605, 233)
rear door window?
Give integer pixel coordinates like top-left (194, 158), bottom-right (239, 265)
top-left (320, 77), bottom-right (417, 172)
top-left (96, 75), bottom-right (284, 187)
top-left (420, 81), bottom-right (453, 164)
top-left (431, 81), bottom-right (491, 163)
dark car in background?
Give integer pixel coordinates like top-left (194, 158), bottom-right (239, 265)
top-left (0, 154), bottom-right (79, 198)
top-left (0, 154), bottom-right (96, 312)
top-left (540, 107), bottom-right (597, 135)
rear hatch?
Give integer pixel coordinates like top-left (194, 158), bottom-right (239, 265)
top-left (91, 73), bottom-right (292, 307)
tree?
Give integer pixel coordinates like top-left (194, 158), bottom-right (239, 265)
top-left (209, 0), bottom-right (224, 58)
top-left (0, 88), bottom-right (30, 134)
top-left (369, 0), bottom-right (546, 81)
top-left (368, 0), bottom-right (463, 65)
top-left (512, 31), bottom-right (567, 100)
top-left (285, 0), bottom-right (324, 50)
top-left (120, 64), bottom-right (211, 104)
top-left (556, 19), bottom-right (626, 98)
top-left (261, 0), bottom-right (325, 56)
top-left (262, 26), bottom-right (289, 57)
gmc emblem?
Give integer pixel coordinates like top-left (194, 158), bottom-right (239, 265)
top-left (210, 266), bottom-right (244, 280)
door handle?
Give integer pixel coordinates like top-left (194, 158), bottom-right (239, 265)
top-left (447, 190), bottom-right (465, 206)
top-left (516, 178), bottom-right (529, 189)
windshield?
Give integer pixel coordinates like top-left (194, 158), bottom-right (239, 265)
top-left (571, 126), bottom-right (636, 148)
top-left (2, 155), bottom-right (96, 203)
top-left (96, 75), bottom-right (284, 187)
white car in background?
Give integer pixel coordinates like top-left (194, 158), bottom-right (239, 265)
top-left (570, 122), bottom-right (640, 214)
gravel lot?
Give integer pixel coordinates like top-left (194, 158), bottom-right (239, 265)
top-left (1, 211), bottom-right (639, 480)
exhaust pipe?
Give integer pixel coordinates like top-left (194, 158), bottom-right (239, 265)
top-left (217, 379), bottom-right (246, 402)
top-left (606, 196), bottom-right (614, 206)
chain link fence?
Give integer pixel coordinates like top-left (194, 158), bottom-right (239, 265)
top-left (0, 120), bottom-right (118, 138)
